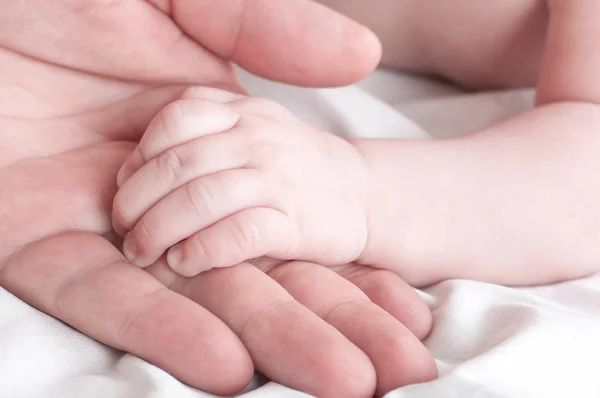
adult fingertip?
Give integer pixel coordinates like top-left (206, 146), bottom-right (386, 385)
top-left (284, 22), bottom-right (383, 88)
top-left (337, 25), bottom-right (383, 85)
top-left (306, 360), bottom-right (376, 398)
top-left (373, 334), bottom-right (438, 397)
top-left (243, 300), bottom-right (376, 398)
top-left (172, 339), bottom-right (254, 396)
top-left (193, 342), bottom-right (255, 396)
top-left (127, 289), bottom-right (255, 395)
top-left (343, 268), bottom-right (434, 341)
top-left (410, 300), bottom-right (434, 341)
top-left (322, 299), bottom-right (436, 397)
top-left (227, 0), bottom-right (382, 88)
top-left (328, 360), bottom-right (377, 398)
top-left (371, 281), bottom-right (434, 341)
top-left (313, 341), bottom-right (377, 398)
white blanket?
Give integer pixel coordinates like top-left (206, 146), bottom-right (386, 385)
top-left (2, 69), bottom-right (600, 398)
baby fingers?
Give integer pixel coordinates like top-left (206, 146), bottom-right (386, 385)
top-left (116, 98), bottom-right (240, 188)
top-left (121, 169), bottom-right (277, 268)
top-left (113, 132), bottom-right (251, 235)
top-left (167, 207), bottom-right (297, 277)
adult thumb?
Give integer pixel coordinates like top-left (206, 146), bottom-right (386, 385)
top-left (162, 0), bottom-right (382, 87)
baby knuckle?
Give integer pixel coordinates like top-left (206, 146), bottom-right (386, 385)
top-left (230, 216), bottom-right (260, 255)
top-left (155, 148), bottom-right (185, 183)
top-left (193, 229), bottom-right (233, 268)
top-left (245, 96), bottom-right (278, 108)
top-left (253, 97), bottom-right (287, 112)
top-left (239, 97), bottom-right (292, 118)
top-left (186, 179), bottom-right (216, 217)
top-left (245, 130), bottom-right (286, 160)
top-left (245, 135), bottom-right (271, 158)
top-left (157, 101), bottom-right (187, 140)
top-left (190, 232), bottom-right (213, 264)
top-left (134, 218), bottom-right (160, 253)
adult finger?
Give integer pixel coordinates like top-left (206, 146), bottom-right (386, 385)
top-left (151, 0), bottom-right (382, 86)
top-left (267, 261), bottom-right (438, 397)
top-left (334, 264), bottom-right (434, 341)
top-left (0, 232), bottom-right (254, 396)
top-left (167, 262), bottom-right (377, 398)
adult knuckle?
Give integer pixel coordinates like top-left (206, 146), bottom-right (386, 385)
top-left (116, 287), bottom-right (170, 343)
top-left (322, 298), bottom-right (371, 325)
top-left (54, 265), bottom-right (98, 320)
top-left (363, 269), bottom-right (395, 290)
top-left (353, 269), bottom-right (434, 340)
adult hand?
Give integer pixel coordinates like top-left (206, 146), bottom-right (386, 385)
top-left (0, 1), bottom-right (437, 396)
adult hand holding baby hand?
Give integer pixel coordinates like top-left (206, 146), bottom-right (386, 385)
top-left (0, 0), bottom-right (436, 396)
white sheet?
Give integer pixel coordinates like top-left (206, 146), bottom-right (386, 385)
top-left (2, 68), bottom-right (600, 398)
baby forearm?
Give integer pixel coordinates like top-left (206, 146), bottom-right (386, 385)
top-left (354, 102), bottom-right (600, 287)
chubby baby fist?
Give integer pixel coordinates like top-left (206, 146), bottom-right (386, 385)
top-left (112, 87), bottom-right (369, 277)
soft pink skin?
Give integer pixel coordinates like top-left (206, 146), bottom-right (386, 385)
top-left (117, 0), bottom-right (600, 289)
top-left (319, 0), bottom-right (600, 287)
top-left (113, 88), bottom-right (370, 276)
top-left (0, 1), bottom-right (437, 397)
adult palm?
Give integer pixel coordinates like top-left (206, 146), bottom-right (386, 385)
top-left (0, 1), bottom-right (436, 396)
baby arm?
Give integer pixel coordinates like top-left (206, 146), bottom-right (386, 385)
top-left (355, 0), bottom-right (600, 287)
top-left (114, 0), bottom-right (600, 285)
top-left (355, 102), bottom-right (600, 287)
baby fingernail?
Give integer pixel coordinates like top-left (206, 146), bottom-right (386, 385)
top-left (168, 245), bottom-right (184, 268)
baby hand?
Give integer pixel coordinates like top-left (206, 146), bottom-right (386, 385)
top-left (113, 88), bottom-right (369, 277)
